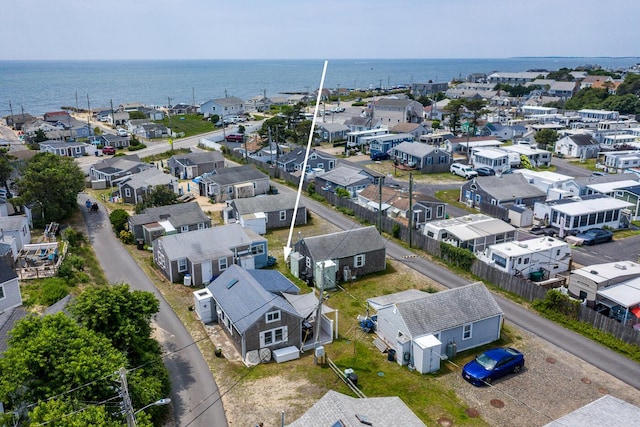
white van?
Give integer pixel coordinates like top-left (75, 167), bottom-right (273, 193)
top-left (450, 163), bottom-right (478, 179)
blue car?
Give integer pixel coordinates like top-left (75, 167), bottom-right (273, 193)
top-left (462, 347), bottom-right (524, 386)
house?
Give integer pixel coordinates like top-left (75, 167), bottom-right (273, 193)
top-left (461, 174), bottom-right (547, 221)
top-left (194, 265), bottom-right (335, 363)
top-left (554, 134), bottom-right (600, 159)
top-left (138, 123), bottom-right (169, 139)
top-left (152, 223), bottom-right (268, 286)
top-left (533, 194), bottom-right (632, 233)
top-left (199, 96), bottom-right (245, 118)
top-left (389, 122), bottom-right (431, 139)
top-left (140, 107), bottom-right (165, 121)
top-left (226, 193), bottom-right (307, 234)
top-left (567, 260), bottom-right (640, 306)
top-left (287, 390), bottom-right (426, 427)
top-left (291, 226), bottom-right (386, 286)
top-left (0, 216), bottom-right (31, 252)
top-left (356, 185), bottom-right (447, 226)
top-left (601, 150), bottom-right (640, 172)
top-left (100, 134), bottom-right (130, 149)
top-left (373, 282), bottom-right (503, 371)
top-left (501, 144), bottom-right (552, 167)
top-left (89, 154), bottom-right (150, 186)
top-left (477, 236), bottom-right (572, 280)
top-left (367, 133), bottom-right (414, 160)
top-left (315, 122), bottom-right (349, 143)
top-left (116, 168), bottom-right (179, 205)
top-left (315, 163), bottom-right (383, 198)
top-left (471, 148), bottom-right (511, 173)
top-left (612, 184), bottom-right (640, 220)
top-left (0, 261), bottom-right (22, 313)
top-left (39, 141), bottom-right (90, 158)
top-left (595, 276), bottom-right (640, 325)
top-left (478, 123), bottom-right (526, 141)
top-left (577, 109), bottom-right (619, 123)
top-left (128, 202), bottom-right (211, 245)
top-left (446, 136), bottom-right (503, 154)
top-left (512, 169), bottom-right (575, 199)
top-left (343, 115), bottom-right (385, 132)
top-left (488, 71), bottom-right (546, 84)
top-left (423, 213), bottom-right (516, 254)
top-left (410, 81), bottom-right (449, 97)
top-left (169, 103), bottom-right (198, 115)
top-left (371, 97), bottom-right (424, 124)
top-left (167, 151), bottom-right (225, 179)
top-left (548, 81), bottom-right (578, 98)
top-left (5, 113), bottom-right (36, 131)
top-left (390, 141), bottom-right (452, 173)
top-left (544, 395), bottom-right (640, 427)
top-left (277, 149), bottom-right (336, 174)
top-left (197, 165), bottom-right (270, 203)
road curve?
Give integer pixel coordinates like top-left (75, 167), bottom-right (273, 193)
top-left (78, 194), bottom-right (228, 427)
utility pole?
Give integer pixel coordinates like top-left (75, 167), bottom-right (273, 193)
top-left (268, 127), bottom-right (274, 177)
top-left (337, 84), bottom-right (340, 109)
top-left (118, 367), bottom-right (136, 427)
top-left (86, 94), bottom-right (91, 135)
top-left (110, 99), bottom-right (114, 128)
top-left (167, 96), bottom-right (173, 144)
top-left (192, 87), bottom-right (195, 107)
top-left (8, 100), bottom-right (13, 117)
top-left (377, 178), bottom-right (382, 233)
top-left (408, 173), bottom-right (413, 249)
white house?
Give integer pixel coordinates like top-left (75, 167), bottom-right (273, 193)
top-left (534, 195), bottom-right (632, 233)
top-left (477, 236), bottom-right (572, 280)
top-left (501, 144), bottom-right (551, 167)
top-left (199, 96), bottom-right (245, 118)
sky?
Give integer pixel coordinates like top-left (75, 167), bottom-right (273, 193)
top-left (2, 0), bottom-right (639, 60)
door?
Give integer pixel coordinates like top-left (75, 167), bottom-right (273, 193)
top-left (201, 261), bottom-right (213, 285)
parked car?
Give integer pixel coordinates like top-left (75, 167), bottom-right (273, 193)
top-left (102, 146), bottom-right (116, 155)
top-left (575, 228), bottom-right (613, 245)
top-left (450, 163), bottom-right (478, 179)
top-left (501, 168), bottom-right (514, 175)
top-left (116, 128), bottom-right (128, 136)
top-left (462, 347), bottom-right (525, 386)
top-left (475, 167), bottom-right (496, 176)
top-left (225, 133), bottom-right (245, 142)
top-left (591, 171), bottom-right (609, 177)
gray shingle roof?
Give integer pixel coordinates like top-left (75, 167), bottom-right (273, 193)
top-left (200, 165), bottom-right (268, 185)
top-left (472, 174), bottom-right (546, 201)
top-left (130, 202), bottom-right (210, 227)
top-left (316, 165), bottom-right (372, 187)
top-left (232, 193), bottom-right (303, 215)
top-left (397, 282), bottom-right (502, 336)
top-left (300, 226), bottom-right (385, 260)
top-left (119, 168), bottom-right (175, 189)
top-left (207, 265), bottom-right (300, 334)
top-left (393, 141), bottom-right (438, 157)
top-left (170, 151), bottom-right (224, 166)
top-left (287, 390), bottom-right (426, 427)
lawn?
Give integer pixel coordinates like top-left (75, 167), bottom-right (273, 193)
top-left (156, 114), bottom-right (216, 137)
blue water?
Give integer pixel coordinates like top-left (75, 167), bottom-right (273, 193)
top-left (1, 58), bottom-right (639, 116)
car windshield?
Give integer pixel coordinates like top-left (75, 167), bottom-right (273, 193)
top-left (475, 353), bottom-right (497, 370)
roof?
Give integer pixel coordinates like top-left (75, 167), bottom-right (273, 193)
top-left (586, 180), bottom-right (640, 194)
top-left (156, 223), bottom-right (265, 263)
top-left (572, 261), bottom-right (640, 284)
top-left (207, 265), bottom-right (300, 334)
top-left (446, 217), bottom-right (515, 242)
top-left (170, 151), bottom-right (224, 167)
top-left (393, 141), bottom-right (439, 157)
top-left (231, 193), bottom-right (303, 215)
top-left (0, 260), bottom-right (18, 284)
top-left (0, 306), bottom-right (26, 353)
top-left (544, 395), bottom-right (640, 427)
top-left (118, 167), bottom-right (175, 189)
top-left (565, 134), bottom-right (599, 146)
top-left (470, 174), bottom-right (546, 201)
top-left (91, 154), bottom-right (144, 174)
top-left (316, 165), bottom-right (372, 187)
top-left (130, 202), bottom-right (209, 227)
top-left (300, 226), bottom-right (385, 261)
top-left (200, 165), bottom-right (268, 185)
top-left (596, 277), bottom-right (640, 307)
top-left (278, 148), bottom-right (335, 165)
top-left (394, 282), bottom-right (503, 337)
top-left (389, 122), bottom-right (422, 133)
top-left (287, 390), bottom-right (426, 427)
top-left (367, 289), bottom-right (429, 311)
top-left (550, 196), bottom-right (632, 216)
top-left (489, 237), bottom-right (569, 258)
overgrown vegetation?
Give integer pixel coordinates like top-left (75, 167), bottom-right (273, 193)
top-left (439, 242), bottom-right (475, 270)
top-left (156, 113), bottom-right (216, 137)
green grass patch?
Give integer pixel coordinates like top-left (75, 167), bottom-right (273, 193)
top-left (156, 114), bottom-right (216, 137)
top-left (567, 158), bottom-right (598, 171)
top-left (142, 148), bottom-right (191, 163)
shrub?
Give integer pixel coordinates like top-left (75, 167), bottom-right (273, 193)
top-left (119, 230), bottom-right (134, 244)
top-left (62, 228), bottom-right (85, 248)
top-left (335, 188), bottom-right (350, 198)
top-left (109, 209), bottom-right (130, 234)
top-left (40, 278), bottom-right (69, 306)
top-left (392, 223), bottom-right (401, 238)
top-left (439, 242), bottom-right (475, 270)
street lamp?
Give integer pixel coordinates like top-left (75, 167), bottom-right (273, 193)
top-left (133, 398), bottom-right (171, 416)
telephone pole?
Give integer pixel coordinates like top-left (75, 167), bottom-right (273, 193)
top-left (118, 367), bottom-right (136, 427)
top-left (408, 173), bottom-right (413, 249)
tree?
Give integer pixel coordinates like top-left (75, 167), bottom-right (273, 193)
top-left (0, 151), bottom-right (14, 199)
top-left (28, 399), bottom-right (130, 427)
top-left (33, 129), bottom-right (48, 143)
top-left (416, 95), bottom-right (432, 106)
top-left (13, 153), bottom-right (85, 223)
top-left (617, 73), bottom-right (640, 96)
top-left (443, 99), bottom-right (465, 134)
top-left (534, 128), bottom-right (559, 150)
top-left (0, 314), bottom-right (127, 416)
top-left (109, 208), bottom-right (130, 234)
top-left (134, 186), bottom-right (178, 213)
top-left (464, 99), bottom-right (489, 135)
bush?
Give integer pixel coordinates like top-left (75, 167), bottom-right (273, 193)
top-left (40, 278), bottom-right (69, 306)
top-left (109, 209), bottom-right (130, 234)
top-left (119, 230), bottom-right (134, 244)
top-left (61, 228), bottom-right (85, 248)
top-left (392, 223), bottom-right (401, 238)
top-left (65, 254), bottom-right (85, 272)
top-left (335, 188), bottom-right (350, 198)
top-left (439, 242), bottom-right (475, 270)
top-left (56, 261), bottom-right (75, 282)
top-left (128, 144), bottom-right (147, 151)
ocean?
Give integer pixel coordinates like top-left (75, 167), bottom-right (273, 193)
top-left (1, 57), bottom-right (639, 117)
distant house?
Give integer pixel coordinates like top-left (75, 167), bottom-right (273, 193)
top-left (39, 141), bottom-right (89, 158)
top-left (128, 202), bottom-right (211, 245)
top-left (461, 174), bottom-right (547, 221)
top-left (555, 134), bottom-right (600, 159)
top-left (167, 151), bottom-right (225, 179)
top-left (288, 390), bottom-right (426, 427)
top-left (391, 141), bottom-right (452, 173)
top-left (152, 223), bottom-right (268, 286)
top-left (115, 168), bottom-right (178, 205)
top-left (89, 154), bottom-right (150, 186)
top-left (423, 213), bottom-right (516, 254)
top-left (100, 134), bottom-right (130, 149)
top-left (197, 165), bottom-right (270, 203)
top-left (479, 123), bottom-right (526, 141)
top-left (291, 226), bottom-right (386, 286)
top-left (138, 123), bottom-right (169, 139)
top-left (372, 97), bottom-right (424, 124)
top-left (501, 144), bottom-right (551, 167)
top-left (612, 184), bottom-right (640, 220)
top-left (226, 193), bottom-right (307, 234)
top-left (315, 123), bottom-right (349, 143)
top-left (389, 122), bottom-right (431, 139)
top-left (410, 81), bottom-right (449, 97)
top-left (277, 149), bottom-right (336, 174)
top-left (373, 282), bottom-right (503, 371)
top-left (5, 113), bottom-right (36, 131)
top-left (315, 163), bottom-right (384, 198)
top-left (199, 96), bottom-right (245, 118)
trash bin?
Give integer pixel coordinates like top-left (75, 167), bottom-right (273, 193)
top-left (387, 349), bottom-right (397, 362)
top-left (136, 239), bottom-right (144, 250)
top-left (346, 373), bottom-right (358, 386)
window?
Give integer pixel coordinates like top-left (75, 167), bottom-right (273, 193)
top-left (463, 323), bottom-right (472, 340)
top-left (260, 326), bottom-right (288, 347)
top-left (475, 194), bottom-right (481, 203)
top-left (306, 257), bottom-right (311, 268)
top-left (156, 252), bottom-right (166, 269)
top-left (251, 244), bottom-right (264, 255)
top-left (218, 258), bottom-right (228, 271)
top-left (265, 310), bottom-right (281, 323)
top-left (279, 211), bottom-right (286, 221)
top-left (228, 186), bottom-right (233, 194)
top-left (523, 257), bottom-right (530, 264)
top-left (124, 188), bottom-right (131, 197)
top-left (354, 254), bottom-right (365, 268)
top-left (198, 223), bottom-right (206, 230)
top-left (178, 258), bottom-right (187, 272)
top-left (492, 254), bottom-right (507, 268)
top-left (0, 285), bottom-right (4, 299)
top-left (436, 205), bottom-right (444, 218)
top-left (181, 225), bottom-right (189, 233)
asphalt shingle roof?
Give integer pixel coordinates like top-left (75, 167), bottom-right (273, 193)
top-left (300, 226), bottom-right (385, 260)
top-left (472, 174), bottom-right (546, 201)
top-left (231, 193), bottom-right (303, 215)
top-left (130, 202), bottom-right (210, 227)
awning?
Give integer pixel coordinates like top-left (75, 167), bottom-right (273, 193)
top-left (632, 307), bottom-right (640, 318)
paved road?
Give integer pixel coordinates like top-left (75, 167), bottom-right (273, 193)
top-left (78, 195), bottom-right (228, 427)
top-left (274, 182), bottom-right (640, 391)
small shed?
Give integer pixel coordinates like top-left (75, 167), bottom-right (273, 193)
top-left (193, 288), bottom-right (214, 323)
top-left (412, 334), bottom-right (442, 374)
top-left (508, 205), bottom-right (534, 227)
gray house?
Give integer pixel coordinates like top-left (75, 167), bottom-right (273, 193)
top-left (391, 141), bottom-right (452, 173)
top-left (277, 148), bottom-right (336, 174)
top-left (167, 151), bottom-right (225, 179)
top-left (116, 168), bottom-right (178, 205)
top-left (152, 223), bottom-right (268, 286)
top-left (555, 134), bottom-right (600, 159)
top-left (100, 134), bottom-right (130, 149)
top-left (198, 165), bottom-right (270, 203)
top-left (227, 193), bottom-right (307, 234)
top-left (39, 141), bottom-right (89, 158)
top-left (0, 216), bottom-right (31, 252)
top-left (292, 226), bottom-right (386, 285)
top-left (128, 202), bottom-right (211, 245)
top-left (315, 163), bottom-right (384, 198)
top-left (374, 282), bottom-right (503, 366)
top-left (89, 155), bottom-right (150, 186)
top-left (0, 261), bottom-right (22, 313)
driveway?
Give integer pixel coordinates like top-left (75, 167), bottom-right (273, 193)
top-left (78, 194), bottom-right (228, 427)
